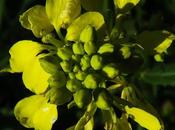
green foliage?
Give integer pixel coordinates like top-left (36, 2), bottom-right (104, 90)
top-left (140, 63), bottom-right (175, 86)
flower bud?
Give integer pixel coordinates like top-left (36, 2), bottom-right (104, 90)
top-left (84, 41), bottom-right (96, 55)
top-left (102, 64), bottom-right (119, 79)
top-left (66, 79), bottom-right (82, 92)
top-left (68, 72), bottom-right (75, 79)
top-left (72, 42), bottom-right (85, 55)
top-left (60, 60), bottom-right (72, 72)
top-left (120, 46), bottom-right (131, 59)
top-left (48, 71), bottom-right (66, 88)
top-left (39, 55), bottom-right (61, 74)
top-left (80, 25), bottom-right (94, 43)
top-left (46, 87), bottom-right (72, 105)
top-left (90, 55), bottom-right (103, 70)
top-left (98, 43), bottom-right (114, 54)
top-left (73, 65), bottom-right (81, 73)
top-left (73, 89), bottom-right (92, 108)
top-left (75, 71), bottom-right (87, 81)
top-left (72, 54), bottom-right (81, 62)
top-left (80, 55), bottom-right (90, 71)
top-left (84, 74), bottom-right (98, 89)
top-left (94, 89), bottom-right (111, 110)
top-left (57, 47), bottom-right (73, 60)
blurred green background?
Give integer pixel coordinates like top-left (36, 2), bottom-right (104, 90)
top-left (0, 0), bottom-right (175, 130)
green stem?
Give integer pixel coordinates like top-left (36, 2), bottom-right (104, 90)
top-left (56, 28), bottom-right (67, 44)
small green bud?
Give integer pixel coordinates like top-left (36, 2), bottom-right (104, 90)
top-left (102, 64), bottom-right (119, 79)
top-left (84, 74), bottom-right (98, 89)
top-left (39, 55), bottom-right (61, 74)
top-left (57, 46), bottom-right (73, 60)
top-left (66, 79), bottom-right (82, 92)
top-left (80, 55), bottom-right (90, 71)
top-left (75, 71), bottom-right (87, 81)
top-left (72, 42), bottom-right (85, 55)
top-left (42, 34), bottom-right (64, 48)
top-left (80, 25), bottom-right (94, 43)
top-left (48, 71), bottom-right (66, 88)
top-left (94, 89), bottom-right (111, 110)
top-left (73, 65), bottom-right (81, 73)
top-left (154, 54), bottom-right (164, 62)
top-left (72, 54), bottom-right (81, 62)
top-left (84, 41), bottom-right (96, 55)
top-left (46, 87), bottom-right (72, 105)
top-left (68, 72), bottom-right (75, 79)
top-left (90, 55), bottom-right (103, 70)
top-left (60, 61), bottom-right (72, 72)
top-left (120, 46), bottom-right (131, 59)
top-left (73, 89), bottom-right (92, 108)
top-left (98, 43), bottom-right (114, 54)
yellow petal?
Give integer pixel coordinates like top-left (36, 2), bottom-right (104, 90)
top-left (46, 0), bottom-right (81, 30)
top-left (66, 12), bottom-right (105, 41)
top-left (22, 55), bottom-right (50, 94)
top-left (154, 38), bottom-right (172, 54)
top-left (19, 5), bottom-right (54, 38)
top-left (114, 0), bottom-right (140, 9)
top-left (9, 40), bottom-right (46, 72)
top-left (32, 103), bottom-right (58, 130)
top-left (14, 95), bottom-right (58, 130)
top-left (14, 95), bottom-right (47, 128)
top-left (125, 106), bottom-right (161, 130)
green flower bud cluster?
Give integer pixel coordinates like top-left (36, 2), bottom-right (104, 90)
top-left (41, 25), bottom-right (119, 109)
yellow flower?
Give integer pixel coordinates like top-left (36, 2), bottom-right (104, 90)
top-left (14, 95), bottom-right (58, 130)
top-left (9, 40), bottom-right (50, 94)
top-left (125, 106), bottom-right (161, 130)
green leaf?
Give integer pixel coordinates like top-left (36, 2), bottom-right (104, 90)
top-left (140, 63), bottom-right (175, 86)
top-left (66, 12), bottom-right (105, 41)
top-left (46, 0), bottom-right (81, 31)
top-left (137, 30), bottom-right (173, 54)
top-left (19, 5), bottom-right (54, 38)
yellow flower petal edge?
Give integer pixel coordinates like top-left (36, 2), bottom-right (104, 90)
top-left (114, 0), bottom-right (140, 9)
top-left (46, 0), bottom-right (81, 30)
top-left (125, 106), bottom-right (161, 130)
top-left (9, 40), bottom-right (46, 72)
top-left (32, 103), bottom-right (58, 130)
top-left (66, 11), bottom-right (105, 41)
top-left (22, 54), bottom-right (51, 94)
top-left (14, 95), bottom-right (48, 128)
top-left (19, 5), bottom-right (54, 38)
top-left (14, 95), bottom-right (58, 130)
